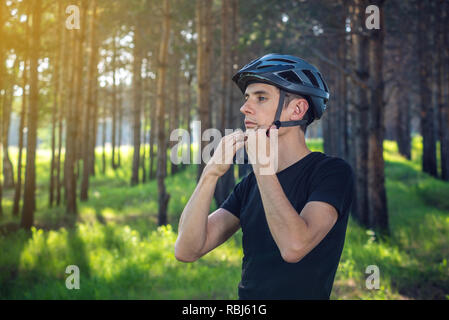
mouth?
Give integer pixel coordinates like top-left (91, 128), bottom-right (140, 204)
top-left (245, 120), bottom-right (257, 128)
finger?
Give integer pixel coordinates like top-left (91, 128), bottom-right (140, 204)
top-left (229, 133), bottom-right (246, 145)
top-left (226, 131), bottom-right (245, 142)
top-left (235, 141), bottom-right (245, 150)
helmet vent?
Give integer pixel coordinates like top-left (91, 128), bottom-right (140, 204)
top-left (302, 70), bottom-right (319, 88)
top-left (267, 58), bottom-right (296, 64)
top-left (317, 72), bottom-right (329, 92)
top-left (278, 71), bottom-right (303, 85)
top-left (256, 64), bottom-right (275, 70)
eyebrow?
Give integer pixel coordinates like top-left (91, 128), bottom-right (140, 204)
top-left (244, 90), bottom-right (271, 97)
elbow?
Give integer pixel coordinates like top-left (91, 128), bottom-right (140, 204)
top-left (174, 242), bottom-right (199, 263)
top-left (174, 251), bottom-right (198, 263)
top-left (280, 246), bottom-right (306, 264)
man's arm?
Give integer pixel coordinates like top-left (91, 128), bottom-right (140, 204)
top-left (253, 172), bottom-right (338, 263)
top-left (175, 130), bottom-right (245, 262)
top-left (174, 172), bottom-right (240, 262)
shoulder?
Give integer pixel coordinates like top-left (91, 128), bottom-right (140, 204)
top-left (314, 153), bottom-right (353, 175)
top-left (309, 154), bottom-right (354, 186)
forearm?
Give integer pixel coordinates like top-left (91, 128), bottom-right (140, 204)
top-left (253, 168), bottom-right (309, 259)
top-left (175, 169), bottom-right (219, 258)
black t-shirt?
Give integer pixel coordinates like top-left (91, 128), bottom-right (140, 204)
top-left (220, 151), bottom-right (355, 300)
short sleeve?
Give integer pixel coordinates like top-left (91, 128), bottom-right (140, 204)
top-left (307, 158), bottom-right (355, 218)
top-left (219, 177), bottom-right (248, 219)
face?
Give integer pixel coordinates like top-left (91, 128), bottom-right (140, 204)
top-left (240, 82), bottom-right (308, 132)
top-left (240, 83), bottom-right (279, 130)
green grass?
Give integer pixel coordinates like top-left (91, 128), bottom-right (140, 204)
top-left (0, 137), bottom-right (448, 299)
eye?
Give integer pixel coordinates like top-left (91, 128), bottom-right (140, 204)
top-left (258, 96), bottom-right (267, 102)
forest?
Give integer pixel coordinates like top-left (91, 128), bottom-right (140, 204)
top-left (0, 0), bottom-right (448, 300)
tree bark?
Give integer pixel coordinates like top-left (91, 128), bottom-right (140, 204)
top-left (49, 1), bottom-right (63, 207)
top-left (64, 0), bottom-right (88, 215)
top-left (131, 21), bottom-right (143, 186)
top-left (186, 73), bottom-right (193, 168)
top-left (196, 0), bottom-right (213, 182)
top-left (351, 0), bottom-right (370, 227)
top-left (2, 57), bottom-right (17, 190)
top-left (141, 81), bottom-right (147, 183)
top-left (170, 55), bottom-right (181, 176)
top-left (117, 86), bottom-right (123, 168)
top-left (81, 0), bottom-right (98, 201)
top-left (21, 0), bottom-right (42, 229)
top-left (395, 86), bottom-right (411, 160)
top-left (57, 24), bottom-right (71, 206)
top-left (0, 0), bottom-right (4, 216)
top-left (437, 0), bottom-right (449, 180)
top-left (418, 1), bottom-right (437, 177)
top-left (214, 0), bottom-right (235, 207)
top-left (149, 92), bottom-right (156, 180)
top-left (111, 34), bottom-right (118, 170)
top-left (13, 54), bottom-right (28, 216)
top-left (156, 0), bottom-right (171, 226)
top-left (101, 91), bottom-right (107, 175)
top-left (367, 0), bottom-right (389, 233)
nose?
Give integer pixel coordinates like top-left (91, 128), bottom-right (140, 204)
top-left (240, 100), bottom-right (254, 116)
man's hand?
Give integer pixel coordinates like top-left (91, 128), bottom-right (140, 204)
top-left (204, 129), bottom-right (246, 177)
top-left (245, 125), bottom-right (278, 175)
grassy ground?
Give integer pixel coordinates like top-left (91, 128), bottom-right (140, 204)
top-left (0, 138), bottom-right (448, 299)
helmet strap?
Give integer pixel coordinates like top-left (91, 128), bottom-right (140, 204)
top-left (271, 89), bottom-right (308, 131)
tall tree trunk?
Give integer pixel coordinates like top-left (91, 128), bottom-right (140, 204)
top-left (418, 1), bottom-right (437, 177)
top-left (229, 0), bottom-right (249, 179)
top-left (156, 0), bottom-right (171, 226)
top-left (65, 0), bottom-right (88, 215)
top-left (101, 92), bottom-right (107, 175)
top-left (2, 57), bottom-right (17, 190)
top-left (0, 105), bottom-right (2, 217)
top-left (111, 34), bottom-right (118, 170)
top-left (186, 73), bottom-right (193, 169)
top-left (49, 1), bottom-right (63, 207)
top-left (214, 0), bottom-right (235, 207)
top-left (149, 95), bottom-right (156, 180)
top-left (442, 0), bottom-right (449, 180)
top-left (351, 0), bottom-right (370, 227)
top-left (89, 71), bottom-right (99, 177)
top-left (170, 55), bottom-right (180, 176)
top-left (437, 0), bottom-right (449, 181)
top-left (131, 23), bottom-right (143, 186)
top-left (13, 53), bottom-right (28, 216)
top-left (57, 25), bottom-right (70, 206)
top-left (81, 0), bottom-right (98, 201)
top-left (338, 4), bottom-right (349, 160)
top-left (141, 88), bottom-right (147, 183)
top-left (21, 0), bottom-right (42, 229)
top-left (395, 86), bottom-right (411, 160)
top-left (196, 0), bottom-right (213, 182)
top-left (88, 22), bottom-right (100, 177)
top-left (117, 86), bottom-right (123, 168)
top-left (367, 0), bottom-right (388, 233)
top-left (0, 0), bottom-right (4, 215)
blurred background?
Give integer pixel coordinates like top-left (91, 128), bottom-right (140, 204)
top-left (0, 0), bottom-right (448, 299)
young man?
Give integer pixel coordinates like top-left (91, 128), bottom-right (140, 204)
top-left (175, 54), bottom-right (354, 300)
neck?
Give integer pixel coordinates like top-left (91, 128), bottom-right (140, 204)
top-left (274, 128), bottom-right (311, 173)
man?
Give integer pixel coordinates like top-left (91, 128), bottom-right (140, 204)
top-left (175, 54), bottom-right (354, 300)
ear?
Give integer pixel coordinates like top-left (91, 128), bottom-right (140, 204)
top-left (290, 98), bottom-right (309, 121)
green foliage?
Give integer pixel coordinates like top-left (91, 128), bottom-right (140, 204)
top-left (1, 136), bottom-right (448, 299)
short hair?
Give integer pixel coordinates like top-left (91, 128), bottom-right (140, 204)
top-left (283, 92), bottom-right (311, 135)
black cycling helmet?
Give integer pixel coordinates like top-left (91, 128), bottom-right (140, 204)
top-left (232, 53), bottom-right (330, 129)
